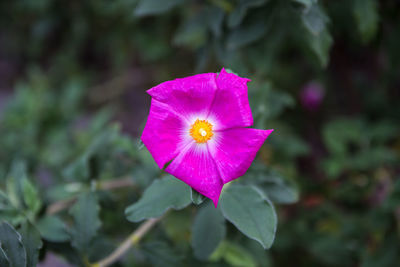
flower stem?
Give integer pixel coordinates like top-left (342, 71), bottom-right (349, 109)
top-left (91, 217), bottom-right (161, 267)
top-left (46, 176), bottom-right (135, 215)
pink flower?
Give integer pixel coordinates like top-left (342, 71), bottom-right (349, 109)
top-left (299, 81), bottom-right (325, 111)
top-left (141, 68), bottom-right (273, 206)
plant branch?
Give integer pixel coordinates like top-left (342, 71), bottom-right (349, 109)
top-left (91, 217), bottom-right (161, 267)
top-left (46, 177), bottom-right (135, 215)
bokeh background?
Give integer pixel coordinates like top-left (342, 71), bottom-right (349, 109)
top-left (0, 0), bottom-right (399, 266)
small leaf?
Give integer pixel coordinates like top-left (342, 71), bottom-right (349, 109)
top-left (0, 222), bottom-right (27, 267)
top-left (307, 28), bottom-right (332, 67)
top-left (21, 177), bottom-right (42, 217)
top-left (19, 222), bottom-right (43, 267)
top-left (302, 4), bottom-right (328, 35)
top-left (300, 2), bottom-right (332, 67)
top-left (69, 193), bottom-right (101, 252)
top-left (219, 185), bottom-right (277, 249)
top-left (125, 175), bottom-right (191, 222)
top-left (37, 215), bottom-right (70, 242)
top-left (6, 161), bottom-right (28, 209)
top-left (191, 189), bottom-right (206, 205)
top-left (353, 0), bottom-right (379, 43)
top-left (135, 0), bottom-right (184, 16)
top-left (192, 202), bottom-right (226, 260)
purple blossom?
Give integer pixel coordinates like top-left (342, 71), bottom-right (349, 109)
top-left (141, 68), bottom-right (273, 206)
top-left (300, 81), bottom-right (325, 111)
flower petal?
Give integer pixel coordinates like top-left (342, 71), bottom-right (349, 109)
top-left (147, 73), bottom-right (218, 120)
top-left (208, 68), bottom-right (253, 130)
top-left (165, 143), bottom-right (223, 206)
top-left (141, 99), bottom-right (189, 169)
top-left (208, 128), bottom-right (273, 184)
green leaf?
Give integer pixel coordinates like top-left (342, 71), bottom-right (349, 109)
top-left (301, 3), bottom-right (332, 67)
top-left (0, 222), bottom-right (27, 267)
top-left (0, 248), bottom-right (8, 267)
top-left (141, 241), bottom-right (183, 267)
top-left (258, 182), bottom-right (299, 204)
top-left (6, 161), bottom-right (28, 209)
top-left (353, 0), bottom-right (379, 43)
top-left (307, 28), bottom-right (332, 67)
top-left (37, 215), bottom-right (70, 242)
top-left (125, 176), bottom-right (191, 222)
top-left (227, 19), bottom-right (269, 50)
top-left (21, 177), bottom-right (42, 217)
top-left (63, 124), bottom-right (120, 180)
top-left (19, 222), bottom-right (43, 267)
top-left (135, 0), bottom-right (184, 16)
top-left (302, 4), bottom-right (328, 35)
top-left (243, 166), bottom-right (299, 204)
top-left (192, 202), bottom-right (226, 260)
top-left (210, 241), bottom-right (257, 267)
top-left (191, 189), bottom-right (206, 205)
top-left (69, 193), bottom-right (101, 252)
top-left (228, 0), bottom-right (268, 28)
top-left (219, 185), bottom-right (277, 249)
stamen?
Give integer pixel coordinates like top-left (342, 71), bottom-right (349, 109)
top-left (190, 119), bottom-right (213, 143)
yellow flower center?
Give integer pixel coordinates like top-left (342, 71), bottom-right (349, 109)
top-left (190, 119), bottom-right (213, 143)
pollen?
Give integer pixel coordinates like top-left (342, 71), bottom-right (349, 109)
top-left (190, 119), bottom-right (213, 143)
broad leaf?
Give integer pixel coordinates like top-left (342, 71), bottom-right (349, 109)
top-left (219, 185), bottom-right (277, 249)
top-left (0, 248), bottom-right (8, 267)
top-left (125, 176), bottom-right (191, 222)
top-left (37, 215), bottom-right (70, 242)
top-left (19, 222), bottom-right (43, 267)
top-left (192, 202), bottom-right (226, 260)
top-left (0, 222), bottom-right (27, 267)
top-left (69, 193), bottom-right (101, 252)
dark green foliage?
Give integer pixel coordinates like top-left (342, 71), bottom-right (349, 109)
top-left (69, 193), bottom-right (101, 253)
top-left (192, 202), bottom-right (226, 260)
top-left (125, 175), bottom-right (192, 222)
top-left (220, 185), bottom-right (277, 249)
top-left (0, 0), bottom-right (399, 266)
top-left (0, 222), bottom-right (26, 267)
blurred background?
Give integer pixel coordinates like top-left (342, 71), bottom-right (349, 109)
top-left (0, 0), bottom-right (399, 266)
